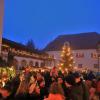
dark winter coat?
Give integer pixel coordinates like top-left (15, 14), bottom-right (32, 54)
top-left (40, 87), bottom-right (48, 100)
top-left (70, 81), bottom-right (89, 100)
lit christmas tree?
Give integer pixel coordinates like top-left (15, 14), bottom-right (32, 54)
top-left (60, 42), bottom-right (74, 72)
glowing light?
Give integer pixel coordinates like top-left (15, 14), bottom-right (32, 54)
top-left (73, 61), bottom-right (75, 63)
top-left (65, 68), bottom-right (68, 72)
top-left (59, 67), bottom-right (62, 70)
top-left (41, 69), bottom-right (44, 72)
top-left (61, 63), bottom-right (64, 66)
top-left (69, 64), bottom-right (72, 66)
top-left (63, 47), bottom-right (66, 50)
top-left (66, 53), bottom-right (70, 56)
top-left (70, 57), bottom-right (73, 59)
top-left (9, 68), bottom-right (13, 71)
top-left (68, 47), bottom-right (71, 52)
top-left (62, 71), bottom-right (64, 74)
top-left (74, 67), bottom-right (77, 70)
top-left (62, 50), bottom-right (65, 53)
top-left (61, 54), bottom-right (64, 57)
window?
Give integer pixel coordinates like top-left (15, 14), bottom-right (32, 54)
top-left (78, 64), bottom-right (83, 68)
top-left (76, 53), bottom-right (84, 58)
top-left (91, 53), bottom-right (97, 58)
top-left (47, 61), bottom-right (52, 66)
top-left (35, 62), bottom-right (39, 67)
top-left (41, 62), bottom-right (45, 67)
top-left (94, 64), bottom-right (98, 68)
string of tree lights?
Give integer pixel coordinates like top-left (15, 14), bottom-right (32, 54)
top-left (60, 42), bottom-right (74, 72)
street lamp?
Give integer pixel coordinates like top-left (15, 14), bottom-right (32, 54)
top-left (97, 41), bottom-right (100, 72)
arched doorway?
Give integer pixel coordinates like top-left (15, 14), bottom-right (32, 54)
top-left (35, 62), bottom-right (39, 67)
top-left (29, 61), bottom-right (33, 67)
top-left (13, 59), bottom-right (19, 70)
top-left (41, 62), bottom-right (45, 67)
top-left (21, 60), bottom-right (27, 68)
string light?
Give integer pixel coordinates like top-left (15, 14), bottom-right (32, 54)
top-left (61, 63), bottom-right (64, 66)
top-left (73, 61), bottom-right (75, 64)
top-left (62, 50), bottom-right (65, 53)
top-left (69, 64), bottom-right (72, 66)
top-left (66, 53), bottom-right (70, 56)
top-left (59, 67), bottom-right (62, 70)
top-left (68, 47), bottom-right (71, 52)
top-left (61, 54), bottom-right (64, 57)
top-left (65, 68), bottom-right (68, 72)
top-left (70, 56), bottom-right (73, 59)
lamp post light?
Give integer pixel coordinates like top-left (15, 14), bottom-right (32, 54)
top-left (97, 41), bottom-right (100, 73)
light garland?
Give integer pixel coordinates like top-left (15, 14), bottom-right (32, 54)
top-left (0, 67), bottom-right (16, 80)
top-left (59, 42), bottom-right (74, 72)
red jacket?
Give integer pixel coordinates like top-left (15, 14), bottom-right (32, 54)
top-left (96, 81), bottom-right (100, 93)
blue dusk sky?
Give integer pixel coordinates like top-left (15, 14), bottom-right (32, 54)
top-left (3, 0), bottom-right (100, 49)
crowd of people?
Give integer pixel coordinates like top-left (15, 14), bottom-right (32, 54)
top-left (0, 66), bottom-right (100, 100)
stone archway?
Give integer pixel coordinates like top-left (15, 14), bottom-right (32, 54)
top-left (41, 62), bottom-right (45, 67)
top-left (21, 60), bottom-right (27, 68)
top-left (13, 59), bottom-right (19, 70)
top-left (29, 61), bottom-right (33, 67)
top-left (35, 62), bottom-right (39, 67)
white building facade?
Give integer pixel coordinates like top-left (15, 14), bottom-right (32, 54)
top-left (1, 38), bottom-right (54, 69)
top-left (47, 49), bottom-right (98, 71)
top-left (44, 32), bottom-right (100, 72)
top-left (2, 50), bottom-right (45, 69)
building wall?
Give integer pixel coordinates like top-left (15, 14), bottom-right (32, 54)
top-left (14, 56), bottom-right (44, 69)
top-left (1, 45), bottom-right (54, 69)
top-left (0, 0), bottom-right (4, 54)
top-left (47, 49), bottom-right (98, 71)
top-left (1, 50), bottom-right (44, 69)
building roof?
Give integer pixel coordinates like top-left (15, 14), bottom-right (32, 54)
top-left (44, 32), bottom-right (100, 51)
top-left (2, 38), bottom-right (44, 55)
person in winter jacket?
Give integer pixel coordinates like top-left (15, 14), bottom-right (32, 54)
top-left (47, 82), bottom-right (65, 100)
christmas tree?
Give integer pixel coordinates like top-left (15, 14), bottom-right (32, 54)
top-left (60, 42), bottom-right (74, 71)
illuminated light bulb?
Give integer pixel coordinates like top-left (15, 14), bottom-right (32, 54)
top-left (22, 70), bottom-right (25, 73)
top-left (62, 50), bottom-right (65, 53)
top-left (41, 69), bottom-right (44, 72)
top-left (61, 54), bottom-right (64, 57)
top-left (9, 68), bottom-right (13, 71)
top-left (59, 67), bottom-right (62, 70)
top-left (69, 64), bottom-right (72, 66)
top-left (73, 61), bottom-right (75, 63)
top-left (66, 53), bottom-right (70, 56)
top-left (70, 57), bottom-right (73, 59)
top-left (65, 68), bottom-right (68, 72)
top-left (63, 47), bottom-right (66, 50)
top-left (61, 63), bottom-right (64, 66)
top-left (62, 71), bottom-right (64, 74)
top-left (74, 67), bottom-right (77, 70)
top-left (68, 47), bottom-right (70, 51)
